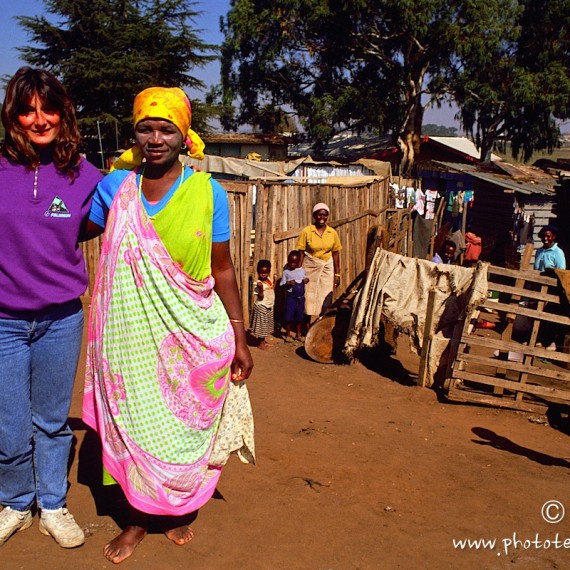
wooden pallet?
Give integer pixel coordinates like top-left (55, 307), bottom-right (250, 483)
top-left (445, 264), bottom-right (570, 412)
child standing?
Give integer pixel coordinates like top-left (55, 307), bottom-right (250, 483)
top-left (280, 250), bottom-right (309, 342)
top-left (250, 259), bottom-right (275, 350)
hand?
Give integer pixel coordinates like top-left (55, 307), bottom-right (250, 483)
top-left (334, 275), bottom-right (341, 287)
top-left (303, 277), bottom-right (309, 283)
top-left (231, 341), bottom-right (254, 382)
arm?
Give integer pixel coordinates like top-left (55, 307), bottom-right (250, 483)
top-left (332, 250), bottom-right (341, 288)
top-left (211, 241), bottom-right (253, 381)
top-left (556, 247), bottom-right (566, 270)
top-left (79, 171), bottom-right (125, 241)
top-left (256, 281), bottom-right (264, 300)
top-left (79, 219), bottom-right (105, 242)
top-left (296, 227), bottom-right (308, 266)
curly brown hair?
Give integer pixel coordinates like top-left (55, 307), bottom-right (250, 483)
top-left (1, 67), bottom-right (82, 178)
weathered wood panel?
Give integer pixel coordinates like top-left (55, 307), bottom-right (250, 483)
top-left (81, 176), bottom-right (390, 325)
top-left (446, 264), bottom-right (570, 411)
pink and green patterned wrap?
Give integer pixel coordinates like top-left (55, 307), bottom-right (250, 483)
top-left (82, 170), bottom-right (235, 516)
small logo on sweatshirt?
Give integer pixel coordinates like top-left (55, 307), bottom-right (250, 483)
top-left (45, 196), bottom-right (71, 218)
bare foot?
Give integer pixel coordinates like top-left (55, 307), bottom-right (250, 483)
top-left (164, 524), bottom-right (194, 545)
top-left (258, 340), bottom-right (273, 350)
top-left (103, 525), bottom-right (147, 564)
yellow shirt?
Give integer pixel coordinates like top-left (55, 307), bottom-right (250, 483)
top-left (296, 225), bottom-right (342, 262)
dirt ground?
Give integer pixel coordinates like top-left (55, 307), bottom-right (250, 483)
top-left (3, 320), bottom-right (570, 570)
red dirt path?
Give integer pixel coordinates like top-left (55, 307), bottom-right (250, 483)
top-left (2, 325), bottom-right (569, 569)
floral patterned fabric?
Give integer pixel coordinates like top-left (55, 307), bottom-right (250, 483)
top-left (82, 170), bottom-right (253, 516)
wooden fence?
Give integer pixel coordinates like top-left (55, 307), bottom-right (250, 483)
top-left (444, 265), bottom-right (570, 412)
top-left (81, 176), bottom-right (391, 322)
top-left (254, 179), bottom-right (390, 295)
top-left (383, 208), bottom-right (413, 257)
top-left (81, 235), bottom-right (101, 300)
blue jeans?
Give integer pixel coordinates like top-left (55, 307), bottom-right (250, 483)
top-left (0, 300), bottom-right (84, 512)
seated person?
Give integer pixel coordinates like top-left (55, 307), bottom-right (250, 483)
top-left (431, 240), bottom-right (457, 265)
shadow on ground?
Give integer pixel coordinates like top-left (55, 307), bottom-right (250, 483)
top-left (471, 426), bottom-right (570, 468)
top-left (357, 346), bottom-right (417, 387)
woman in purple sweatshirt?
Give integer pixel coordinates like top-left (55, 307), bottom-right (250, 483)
top-left (0, 67), bottom-right (102, 549)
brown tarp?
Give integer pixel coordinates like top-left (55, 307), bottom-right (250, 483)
top-left (345, 249), bottom-right (488, 386)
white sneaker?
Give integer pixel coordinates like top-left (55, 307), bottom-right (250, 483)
top-left (0, 507), bottom-right (33, 546)
top-left (39, 508), bottom-right (85, 548)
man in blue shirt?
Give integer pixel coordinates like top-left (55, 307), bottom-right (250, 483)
top-left (534, 225), bottom-right (566, 271)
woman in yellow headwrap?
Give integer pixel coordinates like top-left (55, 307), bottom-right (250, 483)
top-left (82, 87), bottom-right (255, 564)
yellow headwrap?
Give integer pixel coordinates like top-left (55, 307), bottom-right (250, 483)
top-left (111, 86), bottom-right (205, 171)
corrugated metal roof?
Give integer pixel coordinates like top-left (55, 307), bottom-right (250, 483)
top-left (493, 160), bottom-right (555, 181)
top-left (202, 133), bottom-right (290, 145)
top-left (428, 137), bottom-right (502, 161)
top-left (289, 132), bottom-right (394, 159)
top-left (181, 154), bottom-right (391, 183)
top-left (290, 133), bottom-right (504, 163)
top-left (434, 161), bottom-right (556, 195)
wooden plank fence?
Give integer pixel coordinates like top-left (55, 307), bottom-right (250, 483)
top-left (81, 176), bottom-right (392, 323)
top-left (253, 178), bottom-right (389, 297)
top-left (384, 208), bottom-right (413, 257)
top-left (444, 265), bottom-right (570, 412)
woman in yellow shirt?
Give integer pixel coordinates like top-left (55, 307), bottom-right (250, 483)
top-left (296, 203), bottom-right (342, 322)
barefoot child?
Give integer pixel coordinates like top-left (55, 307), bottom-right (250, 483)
top-left (250, 260), bottom-right (275, 349)
top-left (280, 250), bottom-right (309, 342)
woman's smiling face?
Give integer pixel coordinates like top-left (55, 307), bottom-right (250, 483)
top-left (134, 119), bottom-right (183, 166)
top-left (313, 209), bottom-right (329, 227)
top-left (17, 94), bottom-right (61, 148)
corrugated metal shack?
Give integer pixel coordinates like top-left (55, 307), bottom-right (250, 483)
top-left (433, 161), bottom-right (558, 267)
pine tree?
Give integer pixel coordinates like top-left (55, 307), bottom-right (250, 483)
top-left (17, 0), bottom-right (217, 149)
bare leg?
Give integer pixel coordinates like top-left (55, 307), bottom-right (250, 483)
top-left (104, 508), bottom-right (148, 564)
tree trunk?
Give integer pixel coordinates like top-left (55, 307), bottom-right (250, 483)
top-left (479, 127), bottom-right (498, 162)
top-left (397, 94), bottom-right (424, 177)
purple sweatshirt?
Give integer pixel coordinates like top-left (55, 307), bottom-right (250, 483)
top-left (0, 156), bottom-right (103, 318)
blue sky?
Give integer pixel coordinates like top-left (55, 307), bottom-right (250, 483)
top-left (0, 0), bottom-right (228, 97)
top-left (0, 0), bottom-right (462, 130)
